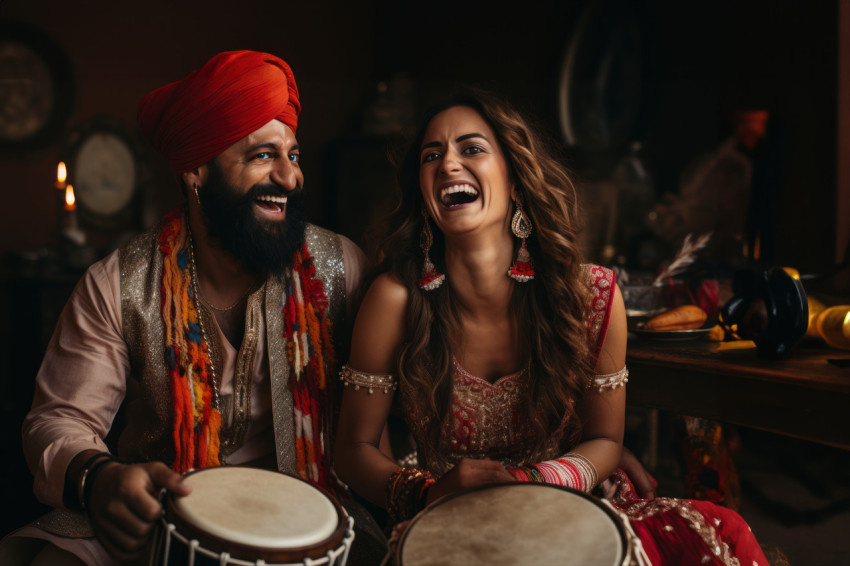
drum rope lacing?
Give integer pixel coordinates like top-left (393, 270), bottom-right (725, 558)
top-left (154, 481), bottom-right (355, 566)
top-left (157, 516), bottom-right (354, 565)
top-left (600, 499), bottom-right (652, 566)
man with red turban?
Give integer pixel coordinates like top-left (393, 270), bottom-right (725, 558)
top-left (3, 51), bottom-right (386, 565)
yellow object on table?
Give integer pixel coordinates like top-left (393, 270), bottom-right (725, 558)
top-left (814, 305), bottom-right (850, 351)
top-left (806, 296), bottom-right (826, 338)
top-left (706, 325), bottom-right (725, 342)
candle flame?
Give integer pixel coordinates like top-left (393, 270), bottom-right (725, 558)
top-left (65, 185), bottom-right (76, 210)
top-left (57, 162), bottom-right (67, 184)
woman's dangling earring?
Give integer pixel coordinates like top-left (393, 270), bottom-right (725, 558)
top-left (419, 211), bottom-right (445, 291)
top-left (508, 196), bottom-right (535, 282)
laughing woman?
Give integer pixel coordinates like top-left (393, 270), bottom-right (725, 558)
top-left (334, 89), bottom-right (769, 565)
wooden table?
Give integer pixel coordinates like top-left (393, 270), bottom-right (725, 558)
top-left (626, 336), bottom-right (850, 451)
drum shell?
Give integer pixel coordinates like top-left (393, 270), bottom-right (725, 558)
top-left (158, 468), bottom-right (349, 565)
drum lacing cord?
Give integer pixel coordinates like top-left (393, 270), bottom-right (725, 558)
top-left (601, 500), bottom-right (652, 566)
top-left (154, 496), bottom-right (354, 566)
top-left (301, 516), bottom-right (354, 566)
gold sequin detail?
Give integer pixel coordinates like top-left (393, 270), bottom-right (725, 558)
top-left (585, 264), bottom-right (615, 351)
top-left (590, 366), bottom-right (629, 391)
top-left (405, 359), bottom-right (566, 475)
top-left (340, 364), bottom-right (398, 394)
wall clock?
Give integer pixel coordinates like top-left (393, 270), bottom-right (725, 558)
top-left (65, 116), bottom-right (147, 231)
top-left (0, 20), bottom-right (75, 155)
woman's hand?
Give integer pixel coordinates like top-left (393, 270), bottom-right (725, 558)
top-left (87, 461), bottom-right (190, 562)
top-left (618, 446), bottom-right (657, 499)
top-left (425, 458), bottom-right (515, 505)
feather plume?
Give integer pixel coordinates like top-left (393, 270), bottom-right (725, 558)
top-left (652, 232), bottom-right (712, 286)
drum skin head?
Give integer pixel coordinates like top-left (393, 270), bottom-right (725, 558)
top-left (169, 467), bottom-right (341, 551)
top-left (398, 483), bottom-right (626, 566)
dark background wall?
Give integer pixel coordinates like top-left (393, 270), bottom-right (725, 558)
top-left (0, 0), bottom-right (841, 268)
top-left (0, 0), bottom-right (844, 535)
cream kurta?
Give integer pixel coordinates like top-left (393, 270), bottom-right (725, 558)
top-left (24, 232), bottom-right (365, 509)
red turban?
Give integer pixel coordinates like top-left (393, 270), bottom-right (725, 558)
top-left (137, 50), bottom-right (300, 175)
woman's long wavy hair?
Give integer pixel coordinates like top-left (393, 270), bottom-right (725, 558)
top-left (373, 89), bottom-right (593, 454)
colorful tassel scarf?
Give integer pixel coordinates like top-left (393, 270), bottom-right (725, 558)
top-left (159, 207), bottom-right (337, 491)
top-left (283, 248), bottom-right (336, 488)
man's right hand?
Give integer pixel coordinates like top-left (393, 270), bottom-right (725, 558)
top-left (88, 461), bottom-right (191, 562)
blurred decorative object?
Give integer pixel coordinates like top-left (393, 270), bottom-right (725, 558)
top-left (577, 143), bottom-right (657, 267)
top-left (646, 119), bottom-right (757, 264)
top-left (612, 142), bottom-right (656, 259)
top-left (644, 305), bottom-right (708, 331)
top-left (812, 305), bottom-right (850, 351)
top-left (0, 20), bottom-right (75, 155)
top-left (678, 416), bottom-right (741, 510)
top-left (63, 115), bottom-right (147, 232)
top-left (805, 295), bottom-right (827, 339)
top-left (622, 283), bottom-right (663, 318)
top-left (706, 325), bottom-right (725, 341)
top-left (720, 267), bottom-right (808, 358)
top-left (558, 0), bottom-right (645, 149)
top-left (622, 233), bottom-right (717, 331)
top-left (575, 179), bottom-right (619, 264)
top-left (733, 111), bottom-right (769, 151)
top-left (361, 74), bottom-right (415, 137)
top-left (652, 232), bottom-right (712, 286)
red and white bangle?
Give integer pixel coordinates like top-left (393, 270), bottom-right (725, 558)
top-left (555, 452), bottom-right (598, 492)
top-left (509, 452), bottom-right (598, 493)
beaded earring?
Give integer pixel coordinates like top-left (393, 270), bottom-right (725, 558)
top-left (508, 196), bottom-right (535, 282)
top-left (419, 211), bottom-right (445, 291)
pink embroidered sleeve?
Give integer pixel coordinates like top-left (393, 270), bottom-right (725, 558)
top-left (585, 264), bottom-right (617, 361)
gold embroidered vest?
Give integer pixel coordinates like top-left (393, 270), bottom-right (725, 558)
top-left (117, 220), bottom-right (347, 472)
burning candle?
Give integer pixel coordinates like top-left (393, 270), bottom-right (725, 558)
top-left (55, 161), bottom-right (67, 189)
top-left (62, 184), bottom-right (85, 246)
top-left (64, 184), bottom-right (76, 211)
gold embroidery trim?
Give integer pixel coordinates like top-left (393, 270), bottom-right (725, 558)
top-left (340, 364), bottom-right (398, 394)
top-left (590, 365), bottom-right (629, 392)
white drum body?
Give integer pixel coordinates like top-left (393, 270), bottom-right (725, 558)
top-left (154, 467), bottom-right (353, 566)
top-left (396, 483), bottom-right (631, 566)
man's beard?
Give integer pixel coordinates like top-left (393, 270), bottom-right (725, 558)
top-left (198, 160), bottom-right (306, 277)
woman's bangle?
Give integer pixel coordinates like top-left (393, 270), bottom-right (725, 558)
top-left (79, 454), bottom-right (116, 512)
top-left (386, 467), bottom-right (435, 524)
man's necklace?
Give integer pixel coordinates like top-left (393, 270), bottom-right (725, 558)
top-left (197, 286), bottom-right (250, 312)
top-left (189, 241), bottom-right (254, 312)
top-left (187, 233), bottom-right (220, 408)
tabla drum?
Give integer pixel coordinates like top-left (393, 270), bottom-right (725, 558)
top-left (152, 467), bottom-right (354, 566)
top-left (395, 483), bottom-right (632, 566)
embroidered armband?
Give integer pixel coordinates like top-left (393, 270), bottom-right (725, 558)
top-left (340, 364), bottom-right (398, 394)
top-left (589, 366), bottom-right (628, 392)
